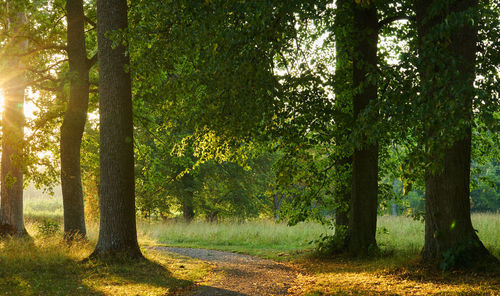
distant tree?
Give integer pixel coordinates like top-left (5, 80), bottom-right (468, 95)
top-left (471, 161), bottom-right (500, 212)
top-left (0, 4), bottom-right (28, 236)
top-left (89, 0), bottom-right (141, 259)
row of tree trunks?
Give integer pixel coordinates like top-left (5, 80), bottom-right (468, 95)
top-left (60, 0), bottom-right (90, 239)
top-left (0, 6), bottom-right (28, 237)
top-left (416, 0), bottom-right (498, 268)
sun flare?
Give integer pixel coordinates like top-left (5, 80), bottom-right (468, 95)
top-left (0, 88), bottom-right (39, 119)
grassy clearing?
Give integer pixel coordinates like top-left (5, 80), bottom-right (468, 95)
top-left (0, 222), bottom-right (209, 296)
top-left (24, 197), bottom-right (64, 222)
top-left (145, 213), bottom-right (500, 260)
top-left (141, 220), bottom-right (327, 258)
top-left (144, 213), bottom-right (499, 295)
top-left (13, 198), bottom-right (500, 295)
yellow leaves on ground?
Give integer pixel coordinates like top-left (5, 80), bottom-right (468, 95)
top-left (288, 259), bottom-right (499, 295)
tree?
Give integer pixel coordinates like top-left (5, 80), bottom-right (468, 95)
top-left (415, 0), bottom-right (498, 269)
top-left (60, 0), bottom-right (95, 239)
top-left (0, 5), bottom-right (28, 236)
top-left (89, 0), bottom-right (141, 259)
top-left (347, 0), bottom-right (379, 256)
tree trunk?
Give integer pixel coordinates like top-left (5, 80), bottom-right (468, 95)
top-left (89, 0), bottom-right (142, 259)
top-left (416, 0), bottom-right (498, 269)
top-left (0, 8), bottom-right (28, 237)
top-left (392, 178), bottom-right (399, 216)
top-left (273, 192), bottom-right (284, 220)
top-left (180, 173), bottom-right (195, 222)
top-left (60, 0), bottom-right (89, 239)
top-left (347, 2), bottom-right (379, 256)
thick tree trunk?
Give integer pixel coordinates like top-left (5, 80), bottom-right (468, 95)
top-left (180, 173), bottom-right (195, 222)
top-left (347, 2), bottom-right (379, 256)
top-left (90, 0), bottom-right (142, 259)
top-left (61, 0), bottom-right (89, 239)
top-left (0, 9), bottom-right (28, 237)
top-left (416, 0), bottom-right (498, 269)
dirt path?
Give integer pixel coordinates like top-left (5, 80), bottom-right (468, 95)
top-left (151, 247), bottom-right (297, 296)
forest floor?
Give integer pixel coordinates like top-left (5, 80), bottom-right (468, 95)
top-left (151, 246), bottom-right (500, 296)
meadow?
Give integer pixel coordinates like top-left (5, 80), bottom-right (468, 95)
top-left (22, 196), bottom-right (500, 260)
top-left (0, 196), bottom-right (498, 295)
top-left (140, 213), bottom-right (500, 260)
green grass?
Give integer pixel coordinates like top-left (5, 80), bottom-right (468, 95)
top-left (377, 213), bottom-right (500, 259)
top-left (24, 197), bottom-right (64, 222)
top-left (145, 214), bottom-right (500, 260)
top-left (141, 220), bottom-right (327, 258)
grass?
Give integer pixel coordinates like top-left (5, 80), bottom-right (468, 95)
top-left (0, 221), bottom-right (209, 296)
top-left (288, 257), bottom-right (500, 296)
top-left (145, 214), bottom-right (500, 295)
top-left (9, 198), bottom-right (500, 295)
top-left (144, 213), bottom-right (500, 260)
top-left (141, 220), bottom-right (327, 258)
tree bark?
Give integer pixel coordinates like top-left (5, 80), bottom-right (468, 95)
top-left (347, 2), bottom-right (379, 256)
top-left (90, 0), bottom-right (142, 259)
top-left (0, 8), bottom-right (28, 237)
top-left (60, 0), bottom-right (89, 239)
top-left (416, 0), bottom-right (498, 269)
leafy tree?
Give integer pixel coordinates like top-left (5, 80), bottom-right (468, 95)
top-left (471, 161), bottom-right (500, 212)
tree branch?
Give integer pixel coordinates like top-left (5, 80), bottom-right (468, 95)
top-left (85, 15), bottom-right (96, 28)
top-left (87, 53), bottom-right (98, 69)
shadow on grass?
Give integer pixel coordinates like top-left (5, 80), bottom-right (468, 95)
top-left (81, 254), bottom-right (194, 294)
top-left (0, 238), bottom-right (199, 295)
top-left (0, 237), bottom-right (104, 295)
top-left (190, 285), bottom-right (251, 295)
top-left (299, 253), bottom-right (500, 293)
